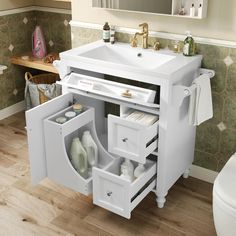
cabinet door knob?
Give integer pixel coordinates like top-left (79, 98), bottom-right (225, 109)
top-left (107, 191), bottom-right (112, 197)
top-left (122, 138), bottom-right (128, 142)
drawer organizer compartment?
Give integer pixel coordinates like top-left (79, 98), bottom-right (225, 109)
top-left (58, 73), bottom-right (159, 109)
top-left (44, 106), bottom-right (114, 195)
top-left (93, 158), bottom-right (157, 219)
top-left (108, 111), bottom-right (159, 164)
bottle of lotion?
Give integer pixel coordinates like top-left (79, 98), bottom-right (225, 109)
top-left (81, 130), bottom-right (98, 168)
top-left (190, 3), bottom-right (196, 17)
top-left (120, 159), bottom-right (134, 182)
top-left (70, 137), bottom-right (88, 179)
top-left (110, 25), bottom-right (115, 44)
top-left (198, 4), bottom-right (203, 18)
top-left (103, 22), bottom-right (110, 43)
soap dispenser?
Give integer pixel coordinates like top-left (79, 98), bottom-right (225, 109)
top-left (183, 31), bottom-right (195, 56)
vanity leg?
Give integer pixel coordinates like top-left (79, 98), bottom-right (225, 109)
top-left (183, 168), bottom-right (190, 179)
top-left (156, 192), bottom-right (167, 208)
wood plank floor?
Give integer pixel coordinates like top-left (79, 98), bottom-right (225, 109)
top-left (0, 112), bottom-right (216, 236)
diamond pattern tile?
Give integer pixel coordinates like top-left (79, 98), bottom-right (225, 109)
top-left (64, 19), bottom-right (69, 27)
top-left (49, 40), bottom-right (54, 47)
top-left (13, 89), bottom-right (18, 96)
top-left (224, 56), bottom-right (234, 67)
top-left (217, 122), bottom-right (227, 132)
top-left (8, 44), bottom-right (14, 52)
top-left (23, 17), bottom-right (28, 24)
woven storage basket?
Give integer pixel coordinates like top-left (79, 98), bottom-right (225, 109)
top-left (25, 72), bottom-right (60, 104)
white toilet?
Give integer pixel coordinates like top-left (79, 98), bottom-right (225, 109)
top-left (213, 152), bottom-right (236, 236)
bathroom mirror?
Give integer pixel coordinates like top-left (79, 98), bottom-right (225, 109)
top-left (92, 0), bottom-right (173, 15)
top-left (92, 0), bottom-right (208, 19)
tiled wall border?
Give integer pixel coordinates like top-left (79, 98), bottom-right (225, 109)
top-left (0, 6), bottom-right (71, 16)
top-left (70, 20), bottom-right (236, 49)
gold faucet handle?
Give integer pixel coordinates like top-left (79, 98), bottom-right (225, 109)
top-left (153, 41), bottom-right (161, 51)
top-left (139, 23), bottom-right (149, 33)
top-left (130, 37), bottom-right (137, 47)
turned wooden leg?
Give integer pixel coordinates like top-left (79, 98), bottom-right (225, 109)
top-left (156, 192), bottom-right (167, 208)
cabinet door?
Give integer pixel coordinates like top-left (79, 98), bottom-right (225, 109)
top-left (26, 93), bottom-right (73, 185)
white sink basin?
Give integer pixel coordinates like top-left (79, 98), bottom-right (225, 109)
top-left (79, 43), bottom-right (176, 70)
top-left (59, 40), bottom-right (202, 84)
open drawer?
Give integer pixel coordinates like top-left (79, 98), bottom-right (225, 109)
top-left (93, 158), bottom-right (157, 219)
top-left (43, 105), bottom-right (114, 195)
top-left (58, 73), bottom-right (159, 109)
top-left (108, 114), bottom-right (159, 164)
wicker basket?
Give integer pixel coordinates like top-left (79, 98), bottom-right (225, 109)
top-left (25, 72), bottom-right (60, 104)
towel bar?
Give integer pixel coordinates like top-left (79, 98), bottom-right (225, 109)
top-left (172, 68), bottom-right (215, 107)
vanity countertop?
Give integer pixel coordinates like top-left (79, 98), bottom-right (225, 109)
top-left (59, 40), bottom-right (202, 85)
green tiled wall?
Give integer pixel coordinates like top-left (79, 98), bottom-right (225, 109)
top-left (72, 26), bottom-right (236, 171)
top-left (0, 11), bottom-right (71, 110)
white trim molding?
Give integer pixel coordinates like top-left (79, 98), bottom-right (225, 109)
top-left (0, 101), bottom-right (25, 121)
top-left (70, 20), bottom-right (236, 49)
top-left (0, 6), bottom-right (71, 17)
top-left (190, 164), bottom-right (218, 184)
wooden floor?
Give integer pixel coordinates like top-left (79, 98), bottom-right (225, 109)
top-left (0, 112), bottom-right (216, 236)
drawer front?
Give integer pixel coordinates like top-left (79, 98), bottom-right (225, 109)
top-left (108, 115), bottom-right (158, 164)
top-left (93, 168), bottom-right (130, 218)
top-left (93, 159), bottom-right (157, 219)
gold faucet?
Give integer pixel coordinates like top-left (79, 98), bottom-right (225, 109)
top-left (131, 23), bottom-right (149, 49)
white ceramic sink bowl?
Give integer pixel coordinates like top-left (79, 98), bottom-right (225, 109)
top-left (79, 43), bottom-right (175, 70)
top-left (59, 40), bottom-right (202, 83)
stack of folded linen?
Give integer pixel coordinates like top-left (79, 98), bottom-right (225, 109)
top-left (125, 111), bottom-right (158, 126)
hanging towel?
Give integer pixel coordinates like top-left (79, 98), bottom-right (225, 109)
top-left (188, 73), bottom-right (213, 126)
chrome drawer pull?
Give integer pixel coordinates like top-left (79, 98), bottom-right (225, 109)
top-left (122, 138), bottom-right (128, 142)
top-left (107, 191), bottom-right (113, 197)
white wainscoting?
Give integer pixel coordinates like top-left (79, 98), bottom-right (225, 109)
top-left (0, 101), bottom-right (25, 121)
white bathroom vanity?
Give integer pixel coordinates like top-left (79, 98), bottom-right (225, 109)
top-left (26, 40), bottom-right (209, 219)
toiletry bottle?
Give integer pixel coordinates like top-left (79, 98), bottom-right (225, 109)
top-left (120, 159), bottom-right (134, 181)
top-left (103, 22), bottom-right (110, 43)
top-left (183, 31), bottom-right (195, 56)
top-left (190, 3), bottom-right (196, 17)
top-left (198, 4), bottom-right (203, 18)
top-left (110, 25), bottom-right (115, 44)
top-left (81, 130), bottom-right (98, 168)
top-left (70, 137), bottom-right (88, 178)
top-left (134, 163), bottom-right (146, 178)
top-left (120, 167), bottom-right (133, 182)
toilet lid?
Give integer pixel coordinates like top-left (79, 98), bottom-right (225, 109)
top-left (214, 153), bottom-right (236, 209)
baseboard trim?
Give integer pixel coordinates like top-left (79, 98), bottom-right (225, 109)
top-left (0, 101), bottom-right (25, 120)
top-left (190, 165), bottom-right (218, 184)
top-left (70, 20), bottom-right (236, 48)
top-left (0, 6), bottom-right (71, 17)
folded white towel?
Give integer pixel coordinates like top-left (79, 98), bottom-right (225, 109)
top-left (126, 111), bottom-right (158, 126)
top-left (188, 73), bottom-right (213, 126)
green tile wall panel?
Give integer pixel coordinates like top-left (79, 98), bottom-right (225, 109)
top-left (0, 11), bottom-right (71, 110)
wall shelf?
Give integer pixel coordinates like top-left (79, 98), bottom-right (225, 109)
top-left (11, 55), bottom-right (58, 74)
top-left (172, 0), bottom-right (208, 19)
